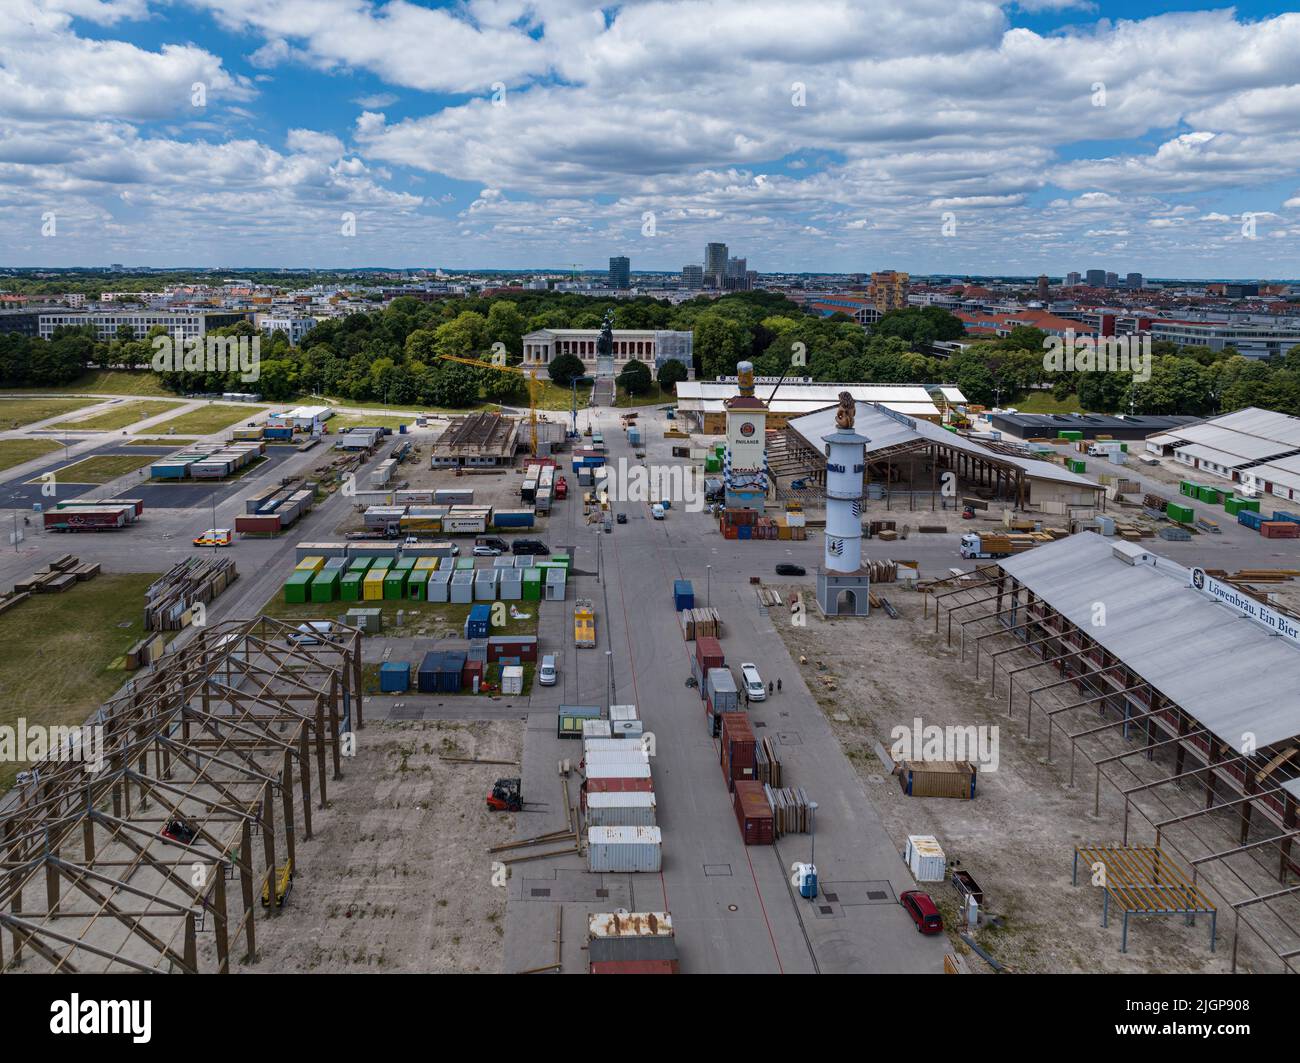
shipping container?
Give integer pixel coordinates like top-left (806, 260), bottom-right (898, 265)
top-left (492, 508), bottom-right (536, 529)
top-left (609, 704), bottom-right (639, 722)
top-left (500, 664), bottom-right (524, 695)
top-left (732, 780), bottom-right (774, 845)
top-left (235, 514), bottom-right (280, 535)
top-left (589, 960), bottom-right (680, 975)
top-left (339, 571), bottom-right (364, 602)
top-left (585, 791), bottom-right (657, 828)
top-left (581, 776), bottom-right (653, 810)
top-left (721, 713), bottom-right (757, 790)
top-left (309, 568), bottom-right (340, 603)
top-left (582, 719), bottom-right (613, 739)
top-left (464, 603), bottom-right (491, 639)
top-left (1166, 502), bottom-right (1194, 524)
top-left (705, 667), bottom-right (739, 713)
top-left (904, 835), bottom-right (946, 882)
top-left (587, 911), bottom-right (673, 939)
top-left (673, 579), bottom-right (695, 612)
top-left (379, 661), bottom-right (410, 693)
top-left (587, 826), bottom-right (662, 873)
top-left (583, 762), bottom-right (652, 781)
top-left (612, 720), bottom-right (644, 740)
top-left (587, 935), bottom-right (679, 968)
top-left (282, 569), bottom-right (313, 604)
top-left (1261, 520), bottom-right (1300, 539)
top-left (898, 760), bottom-right (978, 799)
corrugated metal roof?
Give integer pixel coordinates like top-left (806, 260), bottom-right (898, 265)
top-left (1000, 533), bottom-right (1300, 748)
top-left (676, 381), bottom-right (940, 418)
top-left (786, 402), bottom-right (1103, 489)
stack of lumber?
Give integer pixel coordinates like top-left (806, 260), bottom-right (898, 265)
top-left (1143, 492), bottom-right (1170, 511)
top-left (145, 556), bottom-right (238, 631)
top-left (755, 587), bottom-right (783, 607)
top-left (13, 555), bottom-right (93, 596)
top-left (678, 607), bottom-right (722, 640)
top-left (764, 785), bottom-right (813, 836)
top-left (755, 737), bottom-right (783, 787)
top-left (867, 559), bottom-right (898, 583)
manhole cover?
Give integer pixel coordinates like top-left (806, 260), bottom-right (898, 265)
top-left (867, 890), bottom-right (887, 901)
top-left (823, 891), bottom-right (839, 903)
top-left (530, 888), bottom-right (550, 897)
top-left (703, 864), bottom-right (732, 877)
top-left (595, 889), bottom-right (609, 898)
top-left (819, 905), bottom-right (833, 915)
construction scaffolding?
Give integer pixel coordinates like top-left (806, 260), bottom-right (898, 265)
top-left (930, 546), bottom-right (1300, 973)
top-left (0, 616), bottom-right (363, 974)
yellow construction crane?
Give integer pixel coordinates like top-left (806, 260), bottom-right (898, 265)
top-left (436, 353), bottom-right (541, 455)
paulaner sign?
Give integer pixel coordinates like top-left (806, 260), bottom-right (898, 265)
top-left (1190, 567), bottom-right (1300, 649)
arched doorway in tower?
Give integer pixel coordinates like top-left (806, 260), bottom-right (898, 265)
top-left (835, 588), bottom-right (858, 615)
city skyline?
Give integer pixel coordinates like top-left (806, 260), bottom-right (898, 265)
top-left (3, 1), bottom-right (1300, 277)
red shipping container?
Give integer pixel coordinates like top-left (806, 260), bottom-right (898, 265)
top-left (695, 636), bottom-right (724, 673)
top-left (461, 659), bottom-right (484, 689)
top-left (590, 960), bottom-right (680, 974)
top-left (733, 780), bottom-right (773, 845)
top-left (235, 514), bottom-right (280, 534)
top-left (581, 777), bottom-right (654, 811)
top-left (721, 714), bottom-right (756, 791)
top-left (1261, 521), bottom-right (1299, 539)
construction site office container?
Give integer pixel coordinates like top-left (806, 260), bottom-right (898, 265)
top-left (339, 571), bottom-right (364, 602)
top-left (498, 568), bottom-right (523, 601)
top-left (382, 568), bottom-right (408, 600)
top-left (487, 635), bottom-right (537, 663)
top-left (369, 556), bottom-right (395, 571)
top-left (346, 608), bottom-right (383, 634)
top-left (282, 570), bottom-right (313, 604)
top-left (587, 827), bottom-right (662, 873)
top-left (295, 542), bottom-right (348, 560)
top-left (499, 664), bottom-right (524, 695)
top-left (347, 556), bottom-right (373, 572)
top-left (473, 568), bottom-right (498, 601)
top-left (898, 760), bottom-right (978, 799)
top-left (557, 705), bottom-right (604, 739)
top-left (585, 792), bottom-right (657, 828)
top-left (296, 556), bottom-right (325, 573)
top-left (450, 570), bottom-right (474, 604)
top-left (426, 569), bottom-right (453, 602)
top-left (309, 568), bottom-right (340, 603)
top-left (322, 556), bottom-right (348, 572)
top-left (544, 571), bottom-right (567, 601)
top-left (522, 568), bottom-right (543, 602)
top-left (379, 661), bottom-right (410, 693)
top-left (363, 570), bottom-right (386, 601)
top-left (904, 835), bottom-right (947, 882)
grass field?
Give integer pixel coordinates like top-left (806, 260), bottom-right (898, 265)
top-left (0, 438), bottom-right (64, 473)
top-left (0, 396), bottom-right (101, 428)
top-left (262, 593), bottom-right (540, 639)
top-left (614, 382), bottom-right (672, 408)
top-left (327, 413), bottom-right (414, 433)
top-left (49, 399), bottom-right (184, 432)
top-left (0, 573), bottom-right (163, 791)
top-left (1012, 391), bottom-right (1082, 414)
top-left (533, 379), bottom-right (593, 411)
top-left (42, 452), bottom-right (157, 484)
top-left (150, 403), bottom-right (262, 436)
top-left (0, 371), bottom-right (176, 397)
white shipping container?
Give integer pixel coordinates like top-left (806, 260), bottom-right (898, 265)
top-left (584, 750), bottom-right (650, 768)
top-left (905, 835), bottom-right (946, 882)
top-left (588, 911), bottom-right (673, 939)
top-left (584, 738), bottom-right (635, 755)
top-left (609, 704), bottom-right (639, 722)
top-left (587, 826), bottom-right (662, 873)
top-left (584, 762), bottom-right (652, 781)
top-left (612, 720), bottom-right (645, 740)
top-left (585, 792), bottom-right (657, 828)
top-left (500, 665), bottom-right (523, 695)
top-left (582, 719), bottom-right (613, 739)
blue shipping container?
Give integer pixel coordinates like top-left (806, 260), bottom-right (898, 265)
top-left (380, 661), bottom-right (410, 693)
top-left (1272, 511), bottom-right (1300, 525)
top-left (465, 604), bottom-right (491, 639)
top-left (673, 579), bottom-right (695, 612)
top-left (1238, 510), bottom-right (1265, 530)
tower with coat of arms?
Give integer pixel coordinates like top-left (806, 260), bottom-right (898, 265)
top-left (816, 393), bottom-right (872, 616)
top-left (723, 361), bottom-right (768, 511)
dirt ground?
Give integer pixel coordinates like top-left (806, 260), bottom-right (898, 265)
top-left (231, 718), bottom-right (524, 973)
top-left (772, 586), bottom-right (1285, 974)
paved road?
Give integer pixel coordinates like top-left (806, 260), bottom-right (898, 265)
top-left (500, 401), bottom-right (951, 974)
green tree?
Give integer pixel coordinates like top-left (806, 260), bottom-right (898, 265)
top-left (657, 358), bottom-right (688, 393)
top-left (616, 358), bottom-right (652, 396)
top-left (548, 353), bottom-right (586, 387)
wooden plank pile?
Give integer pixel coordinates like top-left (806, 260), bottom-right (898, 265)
top-left (678, 607), bottom-right (722, 640)
top-left (755, 736), bottom-right (782, 786)
top-left (12, 554), bottom-right (96, 596)
top-left (764, 784), bottom-right (813, 836)
top-left (145, 556), bottom-right (238, 631)
top-left (867, 559), bottom-right (898, 583)
top-left (755, 587), bottom-right (783, 607)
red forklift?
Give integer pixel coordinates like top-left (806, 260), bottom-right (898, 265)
top-left (487, 778), bottom-right (523, 812)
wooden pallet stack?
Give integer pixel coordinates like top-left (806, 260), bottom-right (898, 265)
top-left (764, 785), bottom-right (813, 836)
top-left (678, 607), bottom-right (722, 640)
top-left (754, 736), bottom-right (783, 787)
top-left (12, 555), bottom-right (98, 596)
top-left (144, 556), bottom-right (238, 631)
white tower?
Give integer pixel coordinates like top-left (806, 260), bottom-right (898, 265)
top-left (816, 395), bottom-right (872, 616)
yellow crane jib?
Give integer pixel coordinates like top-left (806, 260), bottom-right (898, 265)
top-left (436, 353), bottom-right (541, 456)
top-left (261, 859), bottom-right (294, 908)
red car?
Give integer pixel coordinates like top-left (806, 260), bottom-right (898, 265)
top-left (900, 890), bottom-right (944, 934)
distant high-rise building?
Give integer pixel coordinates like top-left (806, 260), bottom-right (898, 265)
top-left (1085, 269), bottom-right (1106, 287)
top-left (868, 270), bottom-right (909, 313)
top-left (725, 257), bottom-right (749, 290)
top-left (1125, 272), bottom-right (1143, 290)
top-left (1036, 275), bottom-right (1049, 301)
top-left (705, 243), bottom-right (728, 286)
top-left (1105, 271), bottom-right (1119, 288)
top-left (609, 256), bottom-right (630, 289)
top-left (682, 265), bottom-right (704, 290)
top-left (1066, 271), bottom-right (1081, 287)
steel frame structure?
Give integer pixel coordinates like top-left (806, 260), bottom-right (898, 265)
top-left (0, 616), bottom-right (362, 974)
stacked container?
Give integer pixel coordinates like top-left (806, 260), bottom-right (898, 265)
top-left (732, 781), bottom-right (774, 846)
top-left (705, 667), bottom-right (738, 737)
top-left (720, 713), bottom-right (757, 791)
top-left (587, 826), bottom-right (662, 873)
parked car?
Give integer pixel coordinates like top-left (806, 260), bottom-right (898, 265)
top-left (288, 621), bottom-right (339, 647)
top-left (472, 544), bottom-right (502, 556)
top-left (900, 890), bottom-right (944, 934)
top-left (775, 563), bottom-right (805, 576)
top-left (193, 528), bottom-right (232, 547)
top-left (511, 538), bottom-right (550, 555)
top-left (538, 654), bottom-right (558, 686)
top-left (740, 663), bottom-right (766, 702)
top-left (651, 503), bottom-right (666, 520)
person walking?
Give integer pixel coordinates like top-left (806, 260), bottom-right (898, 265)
top-left (777, 678), bottom-right (782, 693)
top-left (768, 681), bottom-right (774, 695)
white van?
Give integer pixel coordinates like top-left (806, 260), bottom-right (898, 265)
top-left (651, 503), bottom-right (666, 520)
top-left (740, 662), bottom-right (766, 701)
top-left (538, 654), bottom-right (558, 686)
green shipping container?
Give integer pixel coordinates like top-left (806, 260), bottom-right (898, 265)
top-left (409, 575), bottom-right (427, 601)
top-left (383, 569), bottom-right (408, 600)
top-left (1197, 486), bottom-right (1219, 504)
top-left (1236, 497), bottom-right (1260, 513)
top-left (393, 557), bottom-right (416, 573)
top-left (310, 568), bottom-right (340, 603)
top-left (283, 570), bottom-right (313, 604)
top-left (551, 554), bottom-right (572, 571)
top-left (522, 568), bottom-right (542, 601)
top-left (347, 556), bottom-right (372, 573)
top-left (1068, 459), bottom-right (1086, 474)
top-left (370, 556), bottom-right (394, 572)
top-left (340, 571), bottom-right (364, 601)
top-left (705, 457), bottom-right (721, 473)
top-left (1224, 496), bottom-right (1241, 515)
top-left (1166, 502), bottom-right (1194, 523)
top-left (1058, 430), bottom-right (1083, 441)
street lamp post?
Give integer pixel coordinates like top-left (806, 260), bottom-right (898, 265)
top-left (605, 649), bottom-right (613, 711)
top-left (706, 564), bottom-right (711, 609)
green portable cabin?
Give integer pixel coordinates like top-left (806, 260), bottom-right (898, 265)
top-left (1058, 430), bottom-right (1083, 441)
top-left (1196, 485), bottom-right (1221, 504)
top-left (369, 556), bottom-right (394, 572)
top-left (347, 555), bottom-right (373, 573)
top-left (549, 554), bottom-right (572, 572)
top-left (283, 569), bottom-right (313, 604)
top-left (1067, 459), bottom-right (1086, 474)
top-left (393, 556), bottom-right (417, 575)
top-left (310, 568), bottom-right (341, 603)
top-left (1235, 496), bottom-right (1260, 514)
top-left (1180, 480), bottom-right (1198, 498)
top-left (522, 567), bottom-right (543, 602)
top-left (383, 567), bottom-right (408, 600)
top-left (409, 572), bottom-right (429, 600)
top-left (454, 557), bottom-right (474, 571)
top-left (1166, 502), bottom-right (1194, 524)
top-left (340, 571), bottom-right (364, 602)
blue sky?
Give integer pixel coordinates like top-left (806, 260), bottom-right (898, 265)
top-left (2, 0), bottom-right (1300, 278)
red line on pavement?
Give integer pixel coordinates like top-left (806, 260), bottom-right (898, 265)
top-left (745, 846), bottom-right (784, 974)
